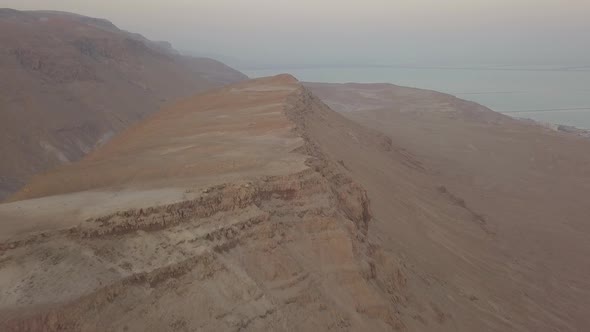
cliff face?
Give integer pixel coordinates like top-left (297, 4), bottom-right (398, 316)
top-left (0, 9), bottom-right (247, 200)
top-left (0, 166), bottom-right (378, 331)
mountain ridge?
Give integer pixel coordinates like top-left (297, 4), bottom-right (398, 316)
top-left (0, 75), bottom-right (402, 331)
top-left (2, 8), bottom-right (590, 330)
top-left (3, 75), bottom-right (589, 330)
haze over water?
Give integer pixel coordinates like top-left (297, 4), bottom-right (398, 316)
top-left (6, 0), bottom-right (590, 128)
top-left (243, 65), bottom-right (590, 129)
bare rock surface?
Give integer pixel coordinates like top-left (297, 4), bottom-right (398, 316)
top-left (1, 75), bottom-right (397, 331)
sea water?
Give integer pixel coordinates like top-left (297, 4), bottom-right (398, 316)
top-left (242, 66), bottom-right (590, 129)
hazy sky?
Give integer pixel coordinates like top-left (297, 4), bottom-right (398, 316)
top-left (4, 0), bottom-right (590, 67)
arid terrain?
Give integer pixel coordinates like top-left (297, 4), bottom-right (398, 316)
top-left (0, 9), bottom-right (247, 199)
top-left (1, 73), bottom-right (590, 332)
top-left (2, 9), bottom-right (590, 330)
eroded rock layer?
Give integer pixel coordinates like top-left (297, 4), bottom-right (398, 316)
top-left (0, 76), bottom-right (408, 331)
top-left (4, 75), bottom-right (588, 331)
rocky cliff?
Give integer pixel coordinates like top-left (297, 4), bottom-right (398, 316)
top-left (0, 75), bottom-right (414, 331)
top-left (3, 75), bottom-right (590, 331)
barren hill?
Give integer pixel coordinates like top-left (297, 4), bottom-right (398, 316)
top-left (1, 76), bottom-right (590, 331)
top-left (0, 8), bottom-right (247, 200)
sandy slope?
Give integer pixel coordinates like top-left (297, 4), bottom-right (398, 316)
top-left (1, 76), bottom-right (589, 331)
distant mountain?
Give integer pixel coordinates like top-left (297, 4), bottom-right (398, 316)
top-left (0, 8), bottom-right (248, 199)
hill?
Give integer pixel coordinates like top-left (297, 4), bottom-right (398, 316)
top-left (1, 77), bottom-right (589, 331)
top-left (0, 8), bottom-right (247, 200)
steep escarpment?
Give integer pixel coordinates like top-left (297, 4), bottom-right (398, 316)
top-left (0, 76), bottom-right (412, 331)
top-left (1, 168), bottom-right (374, 331)
top-left (0, 9), bottom-right (247, 200)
